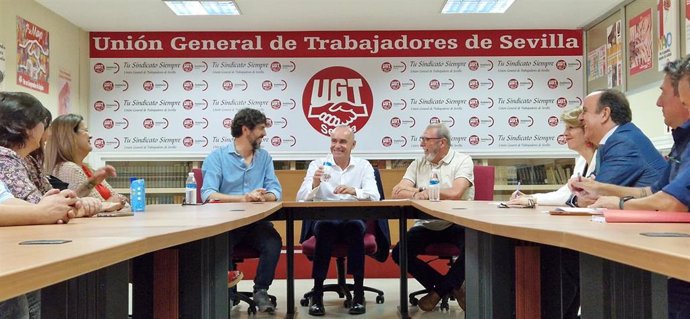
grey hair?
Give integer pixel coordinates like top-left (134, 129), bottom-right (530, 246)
top-left (427, 123), bottom-right (451, 145)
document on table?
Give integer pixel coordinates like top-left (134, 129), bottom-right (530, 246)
top-left (546, 207), bottom-right (604, 216)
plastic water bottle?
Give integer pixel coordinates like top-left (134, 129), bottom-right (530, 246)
top-left (185, 172), bottom-right (197, 205)
top-left (130, 178), bottom-right (146, 212)
top-left (321, 161), bottom-right (333, 182)
top-left (428, 168), bottom-right (441, 202)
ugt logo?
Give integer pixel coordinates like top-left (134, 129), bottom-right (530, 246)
top-left (302, 66), bottom-right (373, 136)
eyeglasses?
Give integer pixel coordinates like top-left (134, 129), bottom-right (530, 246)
top-left (419, 137), bottom-right (443, 143)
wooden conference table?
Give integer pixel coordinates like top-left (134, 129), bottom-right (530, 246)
top-left (0, 202), bottom-right (280, 318)
top-left (413, 200), bottom-right (690, 319)
top-left (2, 200), bottom-right (690, 318)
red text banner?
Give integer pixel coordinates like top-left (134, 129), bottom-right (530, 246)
top-left (91, 30), bottom-right (583, 58)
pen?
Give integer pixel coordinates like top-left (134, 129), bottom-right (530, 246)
top-left (515, 180), bottom-right (521, 193)
top-left (578, 172), bottom-right (582, 182)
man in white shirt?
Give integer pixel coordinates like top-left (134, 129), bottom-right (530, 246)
top-left (296, 125), bottom-right (380, 316)
top-left (391, 123), bottom-right (474, 311)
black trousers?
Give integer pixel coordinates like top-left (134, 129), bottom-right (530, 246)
top-left (311, 219), bottom-right (366, 282)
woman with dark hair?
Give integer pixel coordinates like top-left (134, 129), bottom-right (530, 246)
top-left (0, 92), bottom-right (102, 214)
top-left (45, 113), bottom-right (126, 208)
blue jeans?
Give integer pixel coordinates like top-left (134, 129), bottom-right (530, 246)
top-left (228, 221), bottom-right (282, 291)
top-left (392, 224), bottom-right (465, 296)
top-left (0, 290), bottom-right (40, 319)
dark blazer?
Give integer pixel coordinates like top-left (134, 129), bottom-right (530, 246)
top-left (298, 168), bottom-right (391, 262)
top-left (596, 122), bottom-right (666, 187)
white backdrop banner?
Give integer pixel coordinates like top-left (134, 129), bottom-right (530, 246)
top-left (89, 30), bottom-right (583, 160)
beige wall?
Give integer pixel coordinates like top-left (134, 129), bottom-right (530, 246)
top-left (0, 0), bottom-right (90, 117)
top-left (628, 82), bottom-right (669, 141)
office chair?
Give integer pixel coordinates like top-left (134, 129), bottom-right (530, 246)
top-left (299, 167), bottom-right (389, 308)
top-left (192, 168), bottom-right (277, 315)
top-left (408, 165), bottom-right (495, 311)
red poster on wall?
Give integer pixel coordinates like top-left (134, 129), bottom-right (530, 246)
top-left (16, 16), bottom-right (49, 93)
top-left (629, 9), bottom-right (653, 75)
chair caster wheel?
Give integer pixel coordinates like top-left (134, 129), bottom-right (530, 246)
top-left (376, 295), bottom-right (384, 304)
top-left (409, 297), bottom-right (418, 306)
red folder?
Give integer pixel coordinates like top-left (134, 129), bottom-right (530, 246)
top-left (603, 209), bottom-right (690, 223)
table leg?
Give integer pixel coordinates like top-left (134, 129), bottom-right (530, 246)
top-left (179, 233), bottom-right (229, 318)
top-left (465, 229), bottom-right (515, 319)
top-left (42, 261), bottom-right (128, 319)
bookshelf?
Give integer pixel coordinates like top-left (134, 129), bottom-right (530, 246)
top-left (478, 157), bottom-right (575, 200)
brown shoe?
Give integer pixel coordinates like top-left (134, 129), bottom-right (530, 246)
top-left (418, 291), bottom-right (441, 311)
top-left (451, 281), bottom-right (466, 311)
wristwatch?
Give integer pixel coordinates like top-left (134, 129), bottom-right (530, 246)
top-left (619, 196), bottom-right (634, 209)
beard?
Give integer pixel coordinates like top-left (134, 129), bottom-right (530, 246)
top-left (424, 149), bottom-right (438, 162)
top-left (251, 138), bottom-right (262, 150)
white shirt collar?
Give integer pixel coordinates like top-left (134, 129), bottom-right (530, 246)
top-left (599, 125), bottom-right (619, 146)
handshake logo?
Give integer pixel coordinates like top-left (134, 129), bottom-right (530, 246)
top-left (302, 66), bottom-right (374, 136)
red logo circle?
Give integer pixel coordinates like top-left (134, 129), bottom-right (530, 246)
top-left (508, 79), bottom-right (519, 89)
top-left (381, 62), bottom-right (392, 73)
top-left (183, 118), bottom-right (194, 129)
top-left (183, 81), bottom-right (194, 91)
top-left (468, 98), bottom-right (479, 108)
top-left (183, 137), bottom-right (194, 147)
top-left (469, 135), bottom-right (480, 145)
top-left (556, 60), bottom-right (567, 70)
top-left (557, 97), bottom-right (568, 108)
top-left (94, 101), bottom-right (105, 111)
top-left (94, 138), bottom-right (105, 149)
top-left (390, 117), bottom-right (401, 128)
top-left (271, 61), bottom-right (281, 72)
top-left (143, 81), bottom-right (154, 91)
top-left (302, 66), bottom-right (374, 136)
top-left (271, 99), bottom-right (282, 110)
top-left (508, 116), bottom-right (520, 127)
top-left (557, 134), bottom-right (567, 145)
top-left (547, 79), bottom-right (559, 89)
top-left (223, 80), bottom-right (233, 91)
top-left (93, 63), bottom-right (105, 73)
top-left (271, 136), bottom-right (282, 146)
top-left (468, 79), bottom-right (479, 90)
top-left (266, 118), bottom-right (273, 128)
top-left (548, 116), bottom-right (559, 127)
top-left (390, 79), bottom-right (401, 90)
top-left (381, 99), bottom-right (392, 110)
top-left (468, 60), bottom-right (479, 71)
top-left (429, 79), bottom-right (440, 90)
top-left (103, 81), bottom-right (114, 91)
top-left (469, 117), bottom-right (480, 127)
top-left (382, 136), bottom-right (393, 147)
top-left (103, 119), bottom-right (114, 129)
top-left (223, 118), bottom-right (233, 128)
top-left (182, 62), bottom-right (194, 72)
top-left (183, 99), bottom-right (194, 110)
top-left (262, 80), bottom-right (273, 91)
top-left (143, 118), bottom-right (154, 129)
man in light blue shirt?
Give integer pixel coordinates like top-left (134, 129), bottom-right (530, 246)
top-left (201, 108), bottom-right (282, 313)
